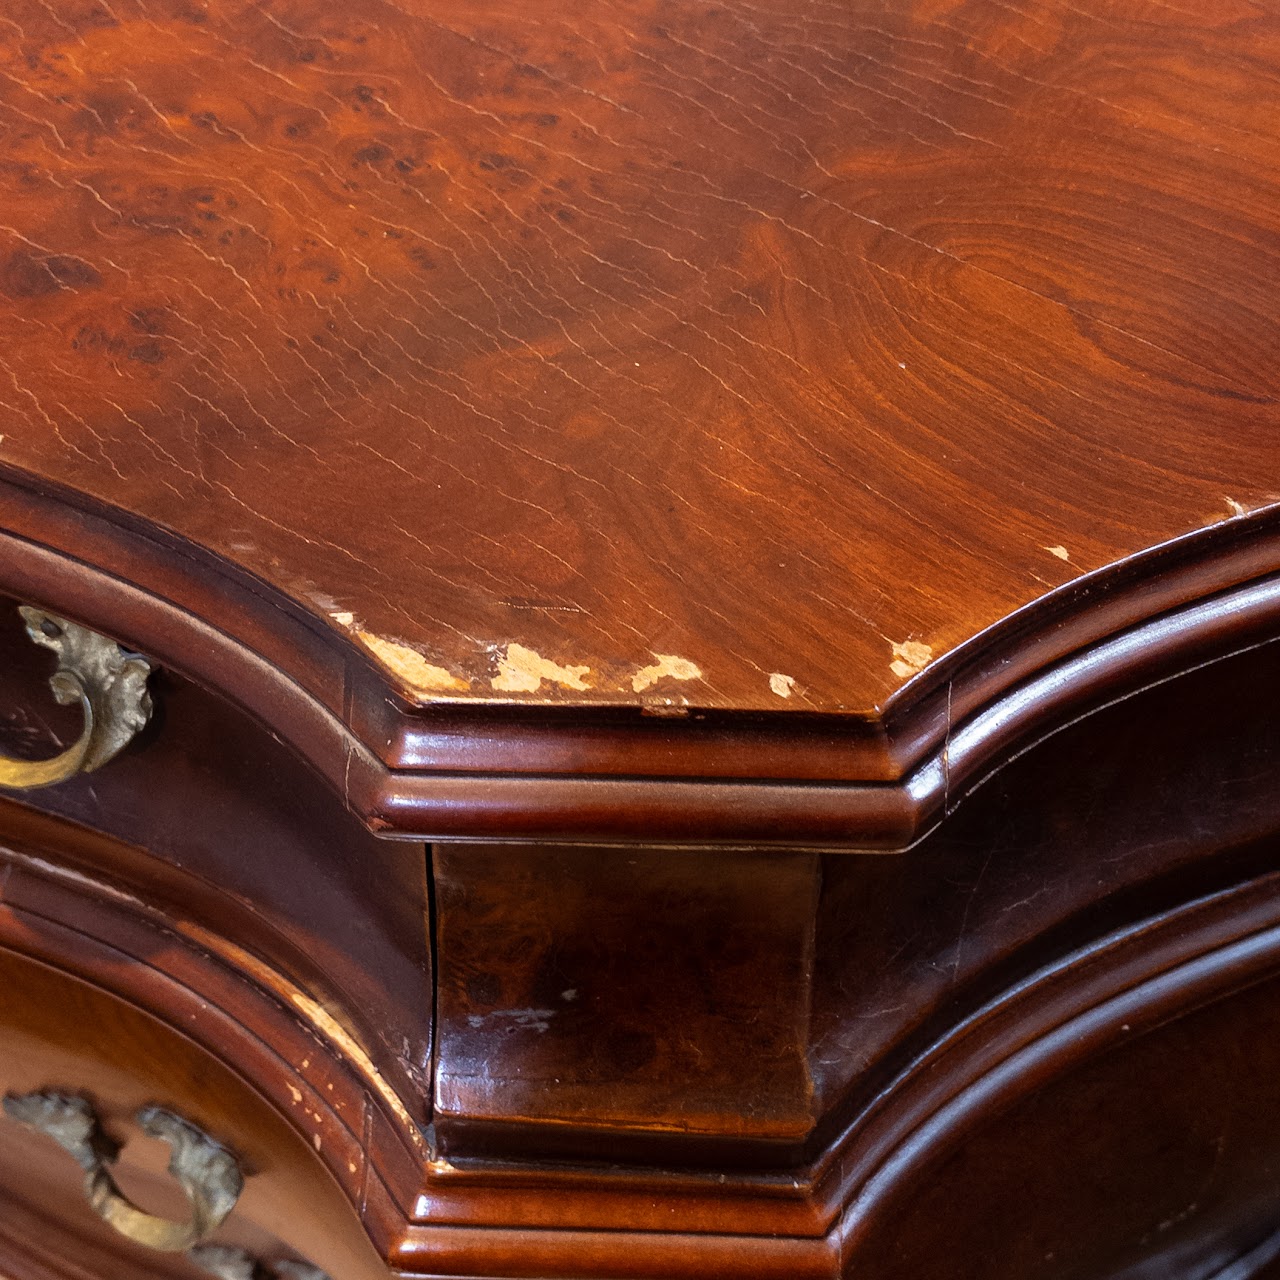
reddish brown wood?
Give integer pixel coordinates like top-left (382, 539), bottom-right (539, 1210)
top-left (842, 968), bottom-right (1280, 1280)
top-left (0, 948), bottom-right (391, 1280)
top-left (421, 641), bottom-right (1280, 1184)
top-left (3, 485), bottom-right (1278, 848)
top-left (0, 3), bottom-right (1279, 1279)
top-left (0, 599), bottom-right (435, 1117)
top-left (0, 811), bottom-right (425, 1262)
top-left (0, 0), bottom-right (1275, 730)
top-left (432, 843), bottom-right (819, 1166)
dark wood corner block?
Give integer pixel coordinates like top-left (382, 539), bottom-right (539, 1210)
top-left (433, 843), bottom-right (820, 1165)
top-left (0, 2), bottom-right (1279, 1277)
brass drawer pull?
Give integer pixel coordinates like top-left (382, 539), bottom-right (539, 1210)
top-left (0, 608), bottom-right (153, 791)
top-left (189, 1244), bottom-right (331, 1279)
top-left (2, 1092), bottom-right (243, 1252)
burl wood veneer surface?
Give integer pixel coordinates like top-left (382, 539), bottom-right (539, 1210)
top-left (0, 0), bottom-right (1275, 713)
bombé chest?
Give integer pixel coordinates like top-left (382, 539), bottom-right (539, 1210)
top-left (0, 2), bottom-right (1278, 1277)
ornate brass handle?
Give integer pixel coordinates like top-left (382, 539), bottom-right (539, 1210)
top-left (0, 607), bottom-right (153, 791)
top-left (2, 1092), bottom-right (243, 1252)
top-left (189, 1244), bottom-right (331, 1280)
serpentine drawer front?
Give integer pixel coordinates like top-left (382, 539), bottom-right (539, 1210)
top-left (1, 2), bottom-right (1280, 1278)
top-left (0, 948), bottom-right (384, 1280)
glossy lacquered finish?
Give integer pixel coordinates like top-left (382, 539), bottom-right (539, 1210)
top-left (1, 2), bottom-right (1280, 1279)
top-left (2, 607), bottom-right (1277, 1278)
top-left (0, 949), bottom-right (390, 1280)
top-left (0, 0), bottom-right (1274, 723)
top-left (0, 602), bottom-right (434, 1120)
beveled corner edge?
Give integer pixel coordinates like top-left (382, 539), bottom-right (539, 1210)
top-left (0, 465), bottom-right (1277, 849)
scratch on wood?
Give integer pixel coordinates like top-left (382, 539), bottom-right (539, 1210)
top-left (174, 922), bottom-right (429, 1158)
top-left (632, 654), bottom-right (702, 693)
top-left (354, 630), bottom-right (470, 695)
top-left (492, 643), bottom-right (591, 693)
top-left (890, 639), bottom-right (933, 680)
top-left (769, 672), bottom-right (796, 698)
top-left (1044, 545), bottom-right (1070, 561)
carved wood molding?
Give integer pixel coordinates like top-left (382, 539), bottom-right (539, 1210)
top-left (0, 471), bottom-right (1277, 848)
top-left (0, 827), bottom-right (421, 1263)
top-left (5, 813), bottom-right (1280, 1276)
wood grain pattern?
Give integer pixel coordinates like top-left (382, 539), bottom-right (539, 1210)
top-left (4, 8), bottom-right (1280, 1274)
top-left (0, 597), bottom-right (436, 1118)
top-left (0, 810), bottom-right (426, 1267)
top-left (0, 0), bottom-right (1275, 718)
top-left (2, 490), bottom-right (1278, 849)
top-left (416, 639), bottom-right (1280, 1181)
top-left (432, 843), bottom-right (820, 1165)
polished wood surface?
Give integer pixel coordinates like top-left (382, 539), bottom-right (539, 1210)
top-left (0, 948), bottom-right (391, 1280)
top-left (2, 4), bottom-right (1280, 1279)
top-left (424, 639), bottom-right (1280, 1177)
top-left (0, 0), bottom-right (1275, 722)
top-left (0, 597), bottom-right (435, 1119)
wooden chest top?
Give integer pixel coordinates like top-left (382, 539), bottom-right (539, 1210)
top-left (0, 0), bottom-right (1276, 722)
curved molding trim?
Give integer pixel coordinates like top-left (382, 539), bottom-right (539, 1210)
top-left (0, 470), bottom-right (1276, 846)
top-left (386, 873), bottom-right (1280, 1279)
top-left (5, 824), bottom-right (1280, 1277)
top-left (825, 873), bottom-right (1280, 1252)
top-left (0, 837), bottom-right (424, 1260)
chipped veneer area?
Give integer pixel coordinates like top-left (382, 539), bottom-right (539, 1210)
top-left (631, 654), bottom-right (702, 694)
top-left (889, 639), bottom-right (933, 682)
top-left (340, 611), bottom-right (721, 706)
top-left (492, 642), bottom-right (591, 694)
top-left (336, 608), bottom-right (956, 709)
top-left (347, 619), bottom-right (942, 712)
top-left (354, 630), bottom-right (470, 695)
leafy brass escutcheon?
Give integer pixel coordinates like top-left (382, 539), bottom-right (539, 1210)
top-left (0, 607), bottom-right (153, 790)
top-left (189, 1244), bottom-right (331, 1280)
top-left (2, 1092), bottom-right (243, 1252)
